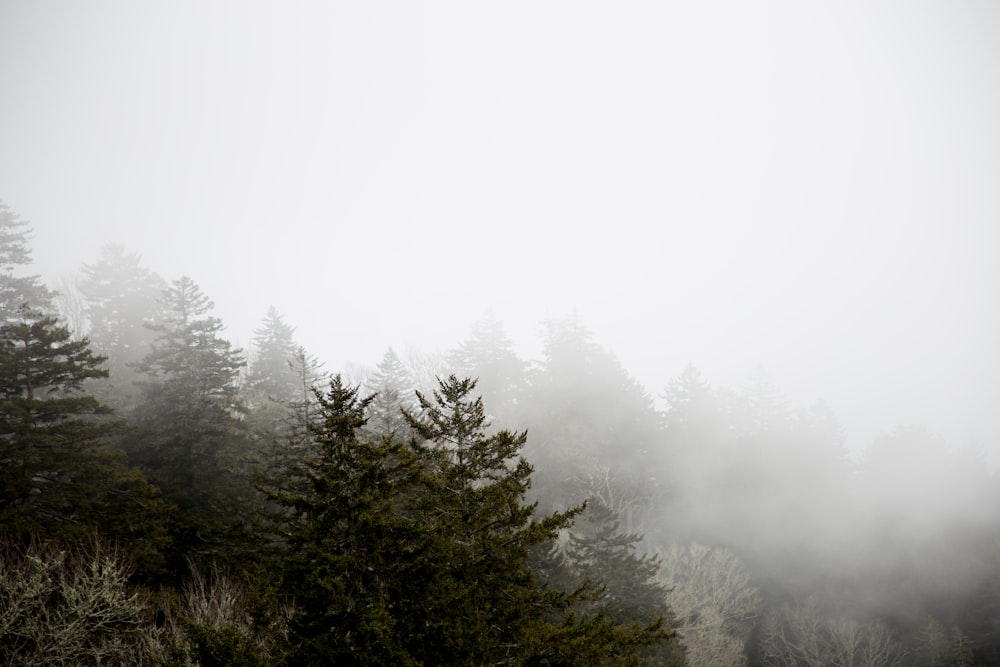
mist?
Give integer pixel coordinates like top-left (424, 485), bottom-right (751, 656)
top-left (2, 1), bottom-right (1000, 664)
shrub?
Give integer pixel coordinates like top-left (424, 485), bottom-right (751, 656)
top-left (0, 536), bottom-right (163, 666)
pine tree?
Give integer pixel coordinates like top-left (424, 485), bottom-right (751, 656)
top-left (404, 375), bottom-right (670, 665)
top-left (364, 347), bottom-right (415, 440)
top-left (260, 374), bottom-right (427, 666)
top-left (245, 306), bottom-right (301, 407)
top-left (248, 332), bottom-right (327, 504)
top-left (257, 373), bottom-right (672, 664)
top-left (0, 201), bottom-right (52, 321)
top-left (448, 315), bottom-right (527, 424)
top-left (0, 304), bottom-right (171, 575)
top-left (77, 243), bottom-right (166, 411)
top-left (243, 308), bottom-right (314, 479)
top-left (126, 276), bottom-right (248, 564)
top-left (562, 501), bottom-right (686, 666)
top-left (525, 316), bottom-right (664, 537)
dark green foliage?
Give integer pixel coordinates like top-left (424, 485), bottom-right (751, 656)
top-left (0, 306), bottom-right (171, 573)
top-left (126, 276), bottom-right (249, 567)
top-left (258, 374), bottom-right (676, 665)
top-left (562, 501), bottom-right (686, 666)
top-left (261, 374), bottom-right (426, 665)
top-left (404, 375), bottom-right (674, 666)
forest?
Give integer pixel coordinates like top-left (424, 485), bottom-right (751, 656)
top-left (2, 197), bottom-right (998, 666)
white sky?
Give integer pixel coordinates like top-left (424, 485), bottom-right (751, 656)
top-left (2, 1), bottom-right (998, 456)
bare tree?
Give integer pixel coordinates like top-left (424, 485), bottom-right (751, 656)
top-left (760, 598), bottom-right (903, 667)
top-left (52, 272), bottom-right (89, 338)
top-left (913, 616), bottom-right (975, 667)
top-left (659, 543), bottom-right (761, 667)
top-left (579, 465), bottom-right (661, 537)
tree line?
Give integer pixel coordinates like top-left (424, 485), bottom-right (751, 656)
top-left (3, 198), bottom-right (1000, 665)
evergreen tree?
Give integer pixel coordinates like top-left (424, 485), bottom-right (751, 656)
top-left (0, 201), bottom-right (52, 321)
top-left (404, 375), bottom-right (670, 665)
top-left (257, 373), bottom-right (672, 664)
top-left (448, 315), bottom-right (527, 424)
top-left (243, 308), bottom-right (317, 478)
top-left (283, 344), bottom-right (327, 447)
top-left (524, 315), bottom-right (663, 537)
top-left (0, 305), bottom-right (171, 575)
top-left (364, 346), bottom-right (415, 440)
top-left (260, 374), bottom-right (427, 665)
top-left (77, 244), bottom-right (166, 412)
top-left (562, 501), bottom-right (686, 666)
top-left (249, 339), bottom-right (327, 499)
top-left (245, 306), bottom-right (301, 407)
top-left (126, 276), bottom-right (248, 564)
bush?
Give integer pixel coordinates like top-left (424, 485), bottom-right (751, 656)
top-left (0, 537), bottom-right (163, 666)
top-left (159, 563), bottom-right (290, 666)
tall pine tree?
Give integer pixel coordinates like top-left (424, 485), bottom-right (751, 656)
top-left (404, 375), bottom-right (671, 665)
top-left (245, 306), bottom-right (301, 407)
top-left (364, 347), bottom-right (416, 440)
top-left (260, 374), bottom-right (427, 665)
top-left (77, 243), bottom-right (166, 412)
top-left (126, 276), bottom-right (248, 564)
top-left (0, 304), bottom-right (171, 576)
top-left (0, 201), bottom-right (52, 321)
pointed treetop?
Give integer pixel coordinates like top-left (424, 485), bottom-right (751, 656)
top-left (0, 201), bottom-right (52, 319)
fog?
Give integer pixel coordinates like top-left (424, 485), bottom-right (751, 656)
top-left (2, 1), bottom-right (999, 457)
top-left (4, 3), bottom-right (1000, 663)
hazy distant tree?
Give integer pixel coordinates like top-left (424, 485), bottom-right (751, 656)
top-left (286, 345), bottom-right (326, 429)
top-left (659, 364), bottom-right (856, 596)
top-left (736, 367), bottom-right (791, 436)
top-left (448, 315), bottom-right (527, 423)
top-left (0, 304), bottom-right (170, 573)
top-left (250, 341), bottom-right (328, 521)
top-left (364, 347), bottom-right (416, 439)
top-left (760, 599), bottom-right (902, 667)
top-left (659, 543), bottom-right (761, 667)
top-left (523, 315), bottom-right (661, 521)
top-left (842, 426), bottom-right (1000, 640)
top-left (911, 617), bottom-right (975, 667)
top-left (78, 243), bottom-right (166, 411)
top-left (126, 276), bottom-right (249, 564)
top-left (243, 308), bottom-right (309, 467)
top-left (0, 201), bottom-right (53, 320)
top-left (402, 347), bottom-right (449, 395)
top-left (659, 366), bottom-right (736, 542)
top-left (246, 306), bottom-right (301, 406)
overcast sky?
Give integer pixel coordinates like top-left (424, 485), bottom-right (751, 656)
top-left (2, 1), bottom-right (998, 457)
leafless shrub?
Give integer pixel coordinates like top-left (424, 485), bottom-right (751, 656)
top-left (159, 563), bottom-right (290, 666)
top-left (0, 537), bottom-right (163, 666)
